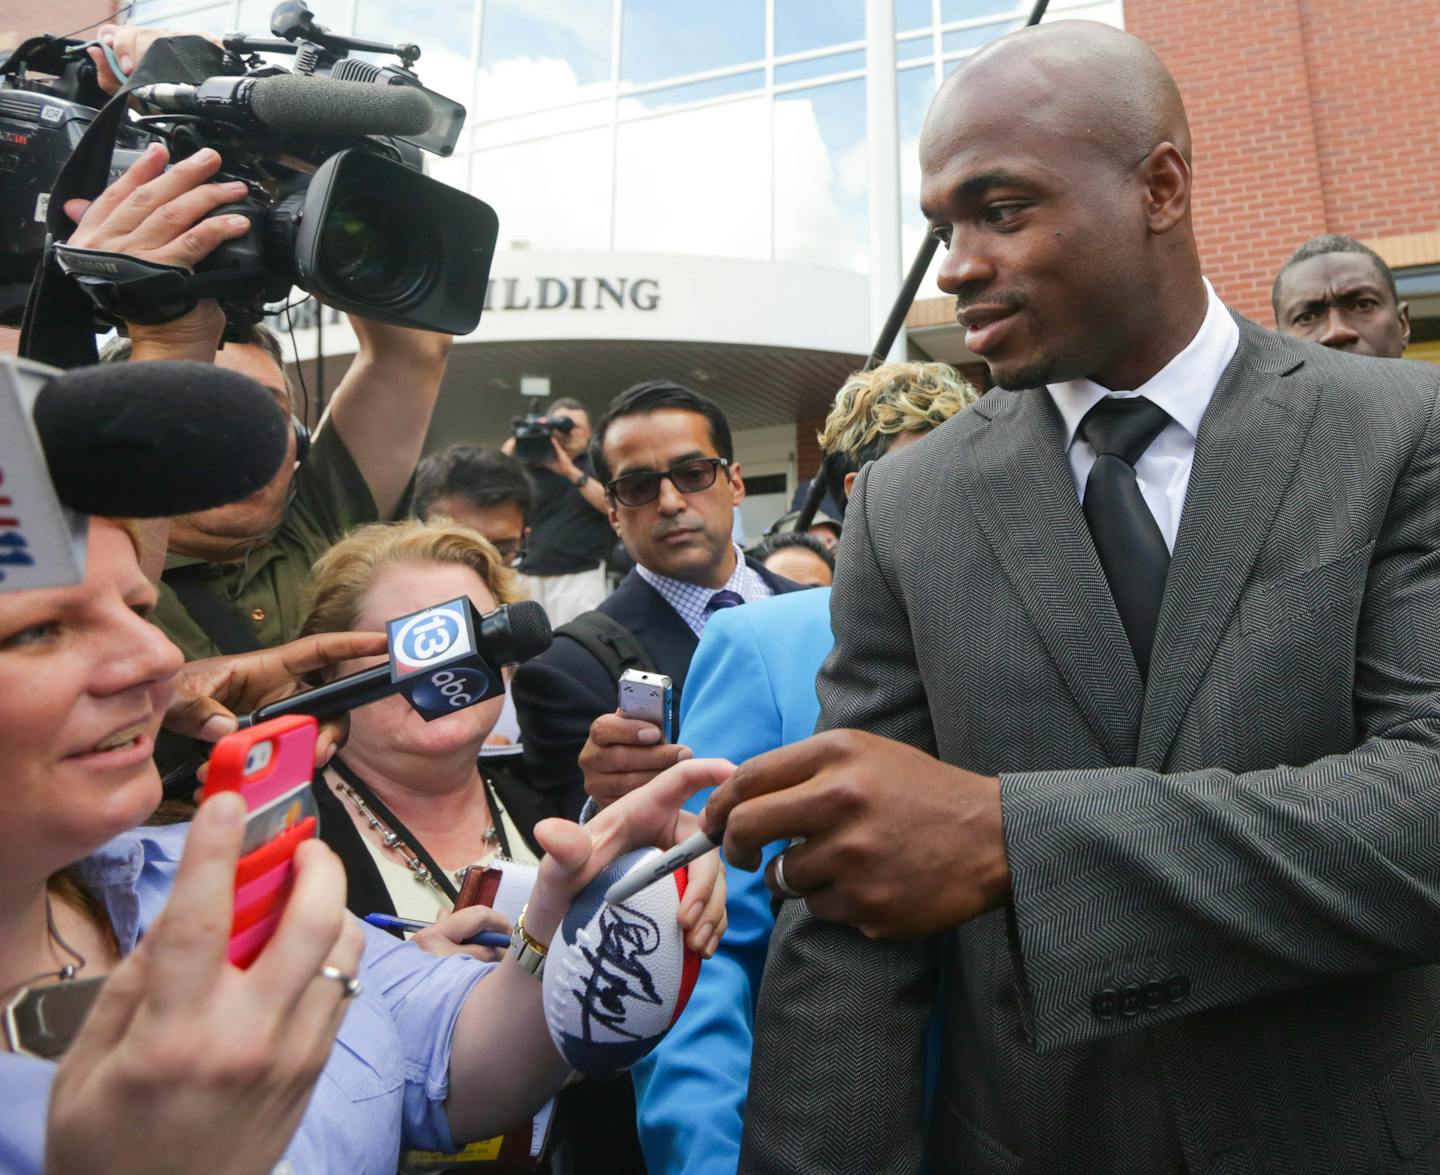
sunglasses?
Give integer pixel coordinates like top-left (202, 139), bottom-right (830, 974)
top-left (606, 457), bottom-right (730, 508)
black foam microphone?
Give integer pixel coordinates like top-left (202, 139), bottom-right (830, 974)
top-left (133, 75), bottom-right (436, 139)
top-left (33, 359), bottom-right (289, 517)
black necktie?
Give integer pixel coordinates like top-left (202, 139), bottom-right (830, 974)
top-left (1077, 396), bottom-right (1172, 680)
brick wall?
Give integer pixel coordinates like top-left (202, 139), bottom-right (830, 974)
top-left (1125, 0), bottom-right (1440, 323)
top-left (1, 0), bottom-right (116, 52)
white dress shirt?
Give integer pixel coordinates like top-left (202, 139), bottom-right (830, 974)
top-left (1046, 279), bottom-right (1239, 552)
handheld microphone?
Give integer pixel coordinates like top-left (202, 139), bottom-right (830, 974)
top-left (132, 75), bottom-right (436, 139)
top-left (241, 596), bottom-right (553, 726)
top-left (1, 355), bottom-right (289, 591)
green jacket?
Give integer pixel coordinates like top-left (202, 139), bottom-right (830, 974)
top-left (152, 423), bottom-right (382, 661)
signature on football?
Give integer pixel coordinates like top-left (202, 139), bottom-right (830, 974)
top-left (574, 904), bottom-right (663, 1040)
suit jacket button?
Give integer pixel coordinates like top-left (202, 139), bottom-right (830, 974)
top-left (1092, 990), bottom-right (1119, 1020)
top-left (1119, 986), bottom-right (1141, 1016)
top-left (1140, 982), bottom-right (1165, 1010)
top-left (1165, 976), bottom-right (1190, 1004)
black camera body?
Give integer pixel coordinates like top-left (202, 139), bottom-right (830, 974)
top-left (0, 40), bottom-right (151, 325)
top-left (511, 413), bottom-right (576, 465)
top-left (1, 2), bottom-right (499, 338)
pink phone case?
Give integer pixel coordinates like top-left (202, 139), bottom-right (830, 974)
top-left (202, 717), bottom-right (319, 968)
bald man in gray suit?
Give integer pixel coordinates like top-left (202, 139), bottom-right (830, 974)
top-left (704, 22), bottom-right (1440, 1174)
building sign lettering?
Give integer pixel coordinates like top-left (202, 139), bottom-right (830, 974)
top-left (270, 276), bottom-right (661, 332)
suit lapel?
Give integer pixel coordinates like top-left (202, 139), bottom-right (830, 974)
top-left (959, 387), bottom-right (1143, 763)
top-left (1138, 319), bottom-right (1317, 767)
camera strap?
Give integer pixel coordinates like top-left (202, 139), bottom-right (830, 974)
top-left (53, 244), bottom-right (264, 326)
top-left (18, 36), bottom-right (233, 369)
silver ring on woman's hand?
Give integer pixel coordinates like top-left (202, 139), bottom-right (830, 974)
top-left (318, 965), bottom-right (362, 999)
top-left (773, 849), bottom-right (803, 901)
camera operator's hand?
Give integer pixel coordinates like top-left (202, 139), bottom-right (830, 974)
top-left (544, 434), bottom-right (581, 479)
top-left (580, 711), bottom-right (694, 809)
top-left (44, 792), bottom-right (363, 1175)
top-left (63, 144), bottom-right (251, 361)
top-left (165, 631), bottom-right (389, 766)
top-left (84, 24), bottom-right (213, 94)
top-left (545, 433), bottom-right (609, 513)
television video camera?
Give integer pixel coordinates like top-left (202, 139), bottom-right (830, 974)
top-left (511, 412), bottom-right (576, 465)
top-left (0, 1), bottom-right (498, 338)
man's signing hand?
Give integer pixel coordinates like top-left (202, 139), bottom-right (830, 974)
top-left (700, 729), bottom-right (1011, 938)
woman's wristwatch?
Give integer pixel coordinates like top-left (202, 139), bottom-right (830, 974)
top-left (509, 905), bottom-right (549, 978)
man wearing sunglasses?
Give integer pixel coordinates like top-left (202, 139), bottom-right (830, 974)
top-left (511, 381), bottom-right (802, 820)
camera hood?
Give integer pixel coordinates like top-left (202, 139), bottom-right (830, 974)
top-left (290, 149), bottom-right (498, 335)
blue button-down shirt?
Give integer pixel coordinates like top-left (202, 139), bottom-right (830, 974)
top-left (636, 545), bottom-right (773, 637)
top-left (0, 824), bottom-right (491, 1175)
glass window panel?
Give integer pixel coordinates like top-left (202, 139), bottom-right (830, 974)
top-left (620, 0), bottom-right (764, 85)
top-left (942, 19), bottom-right (1020, 55)
top-left (353, 0), bottom-right (474, 124)
top-left (773, 0), bottom-right (864, 56)
top-left (472, 127), bottom-right (613, 251)
top-left (477, 0), bottom-right (612, 118)
top-left (130, 0), bottom-right (232, 25)
top-left (614, 97), bottom-right (768, 259)
top-left (896, 36), bottom-right (933, 62)
top-left (623, 69), bottom-right (764, 111)
top-left (896, 65), bottom-right (938, 285)
top-left (774, 79), bottom-right (867, 271)
top-left (425, 150), bottom-right (470, 192)
top-left (473, 99), bottom-right (611, 147)
top-left (941, 0), bottom-right (1019, 21)
top-left (774, 49), bottom-right (865, 87)
top-left (896, 0), bottom-right (934, 32)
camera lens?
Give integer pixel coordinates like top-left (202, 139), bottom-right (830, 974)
top-left (318, 194), bottom-right (429, 305)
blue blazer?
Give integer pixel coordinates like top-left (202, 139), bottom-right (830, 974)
top-left (631, 588), bottom-right (834, 1175)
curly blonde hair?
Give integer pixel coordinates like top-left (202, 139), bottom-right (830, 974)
top-left (300, 519), bottom-right (522, 641)
top-left (817, 361), bottom-right (979, 469)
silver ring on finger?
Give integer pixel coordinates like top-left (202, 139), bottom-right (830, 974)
top-left (318, 964), bottom-right (362, 999)
top-left (773, 849), bottom-right (803, 901)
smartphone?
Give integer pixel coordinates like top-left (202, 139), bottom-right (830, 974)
top-left (201, 715), bottom-right (319, 968)
top-left (618, 668), bottom-right (673, 744)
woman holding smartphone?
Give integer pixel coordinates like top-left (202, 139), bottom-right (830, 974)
top-left (0, 518), bottom-right (729, 1174)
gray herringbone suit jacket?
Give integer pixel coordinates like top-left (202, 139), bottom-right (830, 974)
top-left (739, 317), bottom-right (1440, 1174)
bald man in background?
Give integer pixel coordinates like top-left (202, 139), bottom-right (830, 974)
top-left (708, 22), bottom-right (1440, 1174)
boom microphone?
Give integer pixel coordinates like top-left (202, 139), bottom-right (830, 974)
top-left (241, 596), bottom-right (553, 726)
top-left (33, 360), bottom-right (290, 517)
top-left (133, 75), bottom-right (436, 139)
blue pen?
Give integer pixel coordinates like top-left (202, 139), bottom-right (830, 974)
top-left (363, 912), bottom-right (510, 949)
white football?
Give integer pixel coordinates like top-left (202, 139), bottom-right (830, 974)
top-left (542, 847), bottom-right (701, 1075)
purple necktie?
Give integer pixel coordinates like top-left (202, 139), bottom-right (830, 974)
top-left (706, 589), bottom-right (745, 613)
